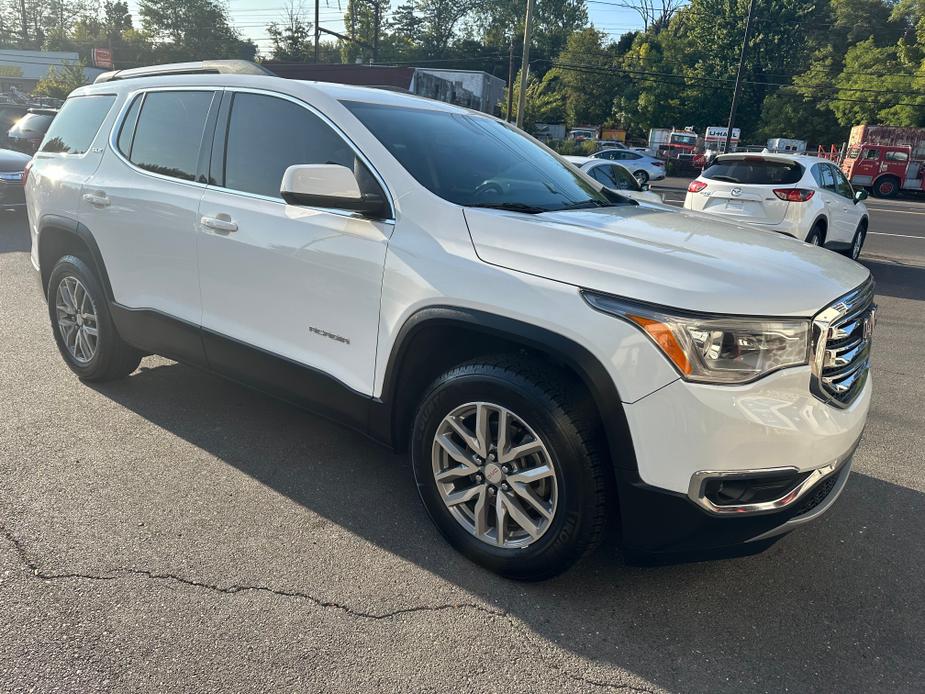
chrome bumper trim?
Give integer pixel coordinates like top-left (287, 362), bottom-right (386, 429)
top-left (687, 434), bottom-right (862, 516)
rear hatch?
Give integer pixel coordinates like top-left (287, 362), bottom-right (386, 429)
top-left (687, 156), bottom-right (804, 225)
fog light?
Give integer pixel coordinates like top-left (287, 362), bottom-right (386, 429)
top-left (703, 471), bottom-right (808, 506)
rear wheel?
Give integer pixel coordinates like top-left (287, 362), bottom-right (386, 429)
top-left (634, 170), bottom-right (649, 185)
top-left (411, 357), bottom-right (609, 580)
top-left (873, 175), bottom-right (900, 198)
top-left (805, 223), bottom-right (825, 247)
top-left (47, 255), bottom-right (143, 382)
top-left (843, 220), bottom-right (867, 261)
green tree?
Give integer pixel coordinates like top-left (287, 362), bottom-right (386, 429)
top-left (554, 28), bottom-right (619, 125)
top-left (140, 0), bottom-right (256, 62)
top-left (341, 0), bottom-right (389, 62)
top-left (33, 61), bottom-right (86, 99)
top-left (266, 2), bottom-right (314, 62)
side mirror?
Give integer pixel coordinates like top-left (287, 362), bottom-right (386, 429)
top-left (854, 189), bottom-right (869, 203)
top-left (281, 164), bottom-right (389, 218)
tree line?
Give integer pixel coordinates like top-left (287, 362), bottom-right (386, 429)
top-left (2, 0), bottom-right (923, 143)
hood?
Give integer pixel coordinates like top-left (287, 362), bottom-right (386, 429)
top-left (0, 148), bottom-right (30, 172)
top-left (463, 204), bottom-right (870, 317)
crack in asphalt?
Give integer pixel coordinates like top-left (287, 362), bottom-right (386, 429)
top-left (0, 524), bottom-right (502, 621)
top-left (1, 524), bottom-right (658, 692)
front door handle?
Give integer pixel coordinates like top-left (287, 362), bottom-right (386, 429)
top-left (200, 214), bottom-right (238, 234)
top-left (82, 191), bottom-right (110, 208)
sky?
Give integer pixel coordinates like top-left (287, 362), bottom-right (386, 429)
top-left (125, 0), bottom-right (647, 55)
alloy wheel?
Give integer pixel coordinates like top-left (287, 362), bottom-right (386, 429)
top-left (55, 276), bottom-right (99, 364)
top-left (852, 230), bottom-right (864, 259)
top-left (431, 402), bottom-right (558, 549)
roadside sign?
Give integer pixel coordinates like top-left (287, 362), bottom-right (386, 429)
top-left (91, 48), bottom-right (113, 69)
top-left (705, 126), bottom-right (740, 141)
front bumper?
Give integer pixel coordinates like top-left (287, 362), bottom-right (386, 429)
top-left (616, 365), bottom-right (870, 556)
top-left (617, 452), bottom-right (854, 555)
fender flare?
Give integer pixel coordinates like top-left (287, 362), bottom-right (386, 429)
top-left (375, 305), bottom-right (639, 475)
top-left (37, 215), bottom-right (114, 300)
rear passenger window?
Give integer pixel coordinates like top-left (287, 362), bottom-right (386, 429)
top-left (221, 92), bottom-right (374, 200)
top-left (885, 150), bottom-right (909, 162)
top-left (38, 95), bottom-right (115, 155)
top-left (128, 91), bottom-right (214, 181)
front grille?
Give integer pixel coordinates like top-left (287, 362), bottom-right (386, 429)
top-left (810, 279), bottom-right (876, 408)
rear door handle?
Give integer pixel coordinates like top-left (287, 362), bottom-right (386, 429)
top-left (82, 192), bottom-right (110, 208)
top-left (200, 214), bottom-right (238, 234)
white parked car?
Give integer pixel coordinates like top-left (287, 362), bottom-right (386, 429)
top-left (564, 155), bottom-right (664, 204)
top-left (26, 61), bottom-right (874, 580)
top-left (591, 148), bottom-right (666, 184)
top-left (684, 153), bottom-right (870, 260)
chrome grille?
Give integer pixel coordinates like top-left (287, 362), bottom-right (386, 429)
top-left (810, 279), bottom-right (876, 408)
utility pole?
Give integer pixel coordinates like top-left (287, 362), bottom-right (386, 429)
top-left (724, 0), bottom-right (757, 153)
top-left (515, 0), bottom-right (535, 129)
top-left (314, 0), bottom-right (321, 62)
top-left (505, 33), bottom-right (515, 122)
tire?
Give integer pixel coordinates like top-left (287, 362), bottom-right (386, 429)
top-left (634, 170), bottom-right (649, 185)
top-left (842, 220), bottom-right (867, 261)
top-left (47, 255), bottom-right (143, 382)
top-left (805, 223), bottom-right (825, 247)
top-left (873, 176), bottom-right (899, 199)
top-left (411, 356), bottom-right (609, 580)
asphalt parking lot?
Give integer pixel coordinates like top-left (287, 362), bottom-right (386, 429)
top-left (1, 208), bottom-right (923, 693)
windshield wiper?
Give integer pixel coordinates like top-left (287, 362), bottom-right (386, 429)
top-left (558, 200), bottom-right (612, 211)
top-left (467, 202), bottom-right (549, 214)
top-left (709, 175), bottom-right (740, 182)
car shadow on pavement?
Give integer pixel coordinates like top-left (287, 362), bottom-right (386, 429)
top-left (864, 258), bottom-right (925, 302)
top-left (90, 361), bottom-right (925, 693)
top-left (0, 212), bottom-right (30, 254)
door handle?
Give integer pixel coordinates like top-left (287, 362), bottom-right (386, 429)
top-left (82, 192), bottom-right (110, 208)
top-left (200, 214), bottom-right (238, 234)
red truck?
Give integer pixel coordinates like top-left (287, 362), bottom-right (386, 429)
top-left (841, 124), bottom-right (925, 198)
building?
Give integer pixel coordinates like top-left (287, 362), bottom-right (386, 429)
top-left (264, 63), bottom-right (505, 115)
top-left (412, 68), bottom-right (505, 115)
top-left (0, 50), bottom-right (106, 94)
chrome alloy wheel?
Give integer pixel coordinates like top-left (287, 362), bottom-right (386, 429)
top-left (852, 230), bottom-right (864, 259)
top-left (431, 402), bottom-right (558, 549)
top-left (55, 276), bottom-right (99, 364)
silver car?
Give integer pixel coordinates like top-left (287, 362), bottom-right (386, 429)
top-left (591, 148), bottom-right (666, 185)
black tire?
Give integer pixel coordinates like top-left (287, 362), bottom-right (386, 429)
top-left (47, 255), bottom-right (143, 382)
top-left (634, 170), bottom-right (649, 185)
top-left (873, 176), bottom-right (900, 199)
top-left (411, 356), bottom-right (610, 580)
top-left (842, 220), bottom-right (867, 261)
top-left (805, 223), bottom-right (825, 247)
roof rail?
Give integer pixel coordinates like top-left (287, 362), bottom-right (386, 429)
top-left (94, 60), bottom-right (273, 84)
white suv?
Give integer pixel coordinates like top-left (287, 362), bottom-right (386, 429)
top-left (26, 62), bottom-right (874, 579)
top-left (684, 153), bottom-right (870, 260)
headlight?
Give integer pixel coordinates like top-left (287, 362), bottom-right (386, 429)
top-left (582, 291), bottom-right (810, 384)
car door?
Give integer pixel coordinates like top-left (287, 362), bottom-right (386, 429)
top-left (828, 164), bottom-right (863, 242)
top-left (811, 163), bottom-right (845, 241)
top-left (197, 89), bottom-right (393, 401)
top-left (80, 88), bottom-right (218, 333)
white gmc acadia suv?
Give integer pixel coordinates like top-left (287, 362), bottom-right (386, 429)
top-left (26, 61), bottom-right (875, 580)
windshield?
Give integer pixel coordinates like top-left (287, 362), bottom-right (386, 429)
top-left (344, 101), bottom-right (617, 213)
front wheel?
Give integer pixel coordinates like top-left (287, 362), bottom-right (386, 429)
top-left (411, 358), bottom-right (610, 580)
top-left (47, 255), bottom-right (143, 382)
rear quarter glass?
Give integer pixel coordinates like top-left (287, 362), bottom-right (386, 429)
top-left (39, 95), bottom-right (117, 155)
